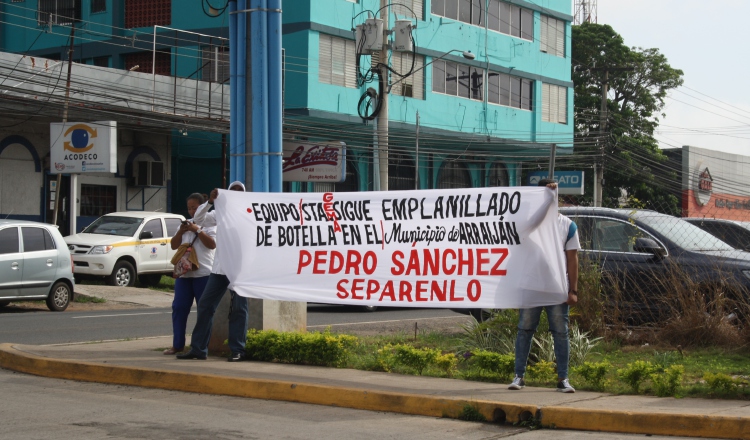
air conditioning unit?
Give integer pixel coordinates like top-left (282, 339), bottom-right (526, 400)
top-left (133, 161), bottom-right (165, 187)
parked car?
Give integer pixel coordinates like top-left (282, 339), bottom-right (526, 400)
top-left (683, 218), bottom-right (750, 252)
top-left (0, 219), bottom-right (75, 311)
top-left (462, 207), bottom-right (750, 322)
top-left (65, 212), bottom-right (185, 287)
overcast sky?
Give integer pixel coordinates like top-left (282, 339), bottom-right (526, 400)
top-left (594, 0), bottom-right (750, 156)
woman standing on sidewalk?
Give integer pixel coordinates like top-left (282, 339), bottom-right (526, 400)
top-left (163, 193), bottom-right (217, 355)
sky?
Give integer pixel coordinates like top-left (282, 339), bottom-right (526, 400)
top-left (594, 0), bottom-right (750, 156)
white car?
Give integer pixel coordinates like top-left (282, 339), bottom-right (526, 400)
top-left (65, 212), bottom-right (185, 287)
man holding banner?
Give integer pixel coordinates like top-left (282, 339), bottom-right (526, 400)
top-left (508, 179), bottom-right (580, 393)
top-left (177, 182), bottom-right (250, 362)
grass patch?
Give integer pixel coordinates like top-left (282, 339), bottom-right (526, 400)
top-left (148, 276), bottom-right (175, 292)
top-left (73, 294), bottom-right (107, 304)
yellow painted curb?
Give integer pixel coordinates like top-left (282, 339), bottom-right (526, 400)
top-left (541, 405), bottom-right (750, 440)
top-left (0, 343), bottom-right (534, 424)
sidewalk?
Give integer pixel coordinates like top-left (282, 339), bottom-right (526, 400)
top-left (74, 284), bottom-right (175, 308)
top-left (1, 336), bottom-right (749, 439)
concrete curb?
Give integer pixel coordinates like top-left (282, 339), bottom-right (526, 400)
top-left (0, 344), bottom-right (534, 424)
top-left (540, 405), bottom-right (750, 439)
top-left (1, 343), bottom-right (748, 439)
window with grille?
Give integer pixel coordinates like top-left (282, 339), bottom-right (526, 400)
top-left (37, 0), bottom-right (81, 26)
top-left (92, 56), bottom-right (109, 67)
top-left (80, 185), bottom-right (116, 217)
top-left (433, 0), bottom-right (532, 41)
top-left (432, 60), bottom-right (483, 101)
top-left (542, 83), bottom-right (567, 124)
top-left (335, 161), bottom-right (360, 192)
top-left (201, 46), bottom-right (229, 83)
top-left (124, 50), bottom-right (171, 75)
top-left (391, 51), bottom-right (424, 99)
top-left (388, 153), bottom-right (416, 190)
top-left (436, 159), bottom-right (471, 189)
top-left (487, 162), bottom-right (509, 187)
top-left (91, 0), bottom-right (106, 13)
top-left (125, 0), bottom-right (170, 28)
top-left (318, 34), bottom-right (357, 88)
top-left (541, 15), bottom-right (565, 57)
top-left (487, 72), bottom-right (532, 110)
top-left (392, 0), bottom-right (423, 20)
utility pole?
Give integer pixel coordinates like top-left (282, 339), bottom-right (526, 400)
top-left (52, 23), bottom-right (76, 229)
top-left (377, 0), bottom-right (389, 191)
top-left (589, 66), bottom-right (632, 207)
top-left (415, 110), bottom-right (419, 190)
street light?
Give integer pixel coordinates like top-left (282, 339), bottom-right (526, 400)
top-left (377, 49), bottom-right (475, 192)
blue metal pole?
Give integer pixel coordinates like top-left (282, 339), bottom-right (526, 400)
top-left (228, 0), bottom-right (238, 182)
top-left (235, 0), bottom-right (247, 184)
top-left (267, 0), bottom-right (282, 193)
top-left (251, 0), bottom-right (269, 192)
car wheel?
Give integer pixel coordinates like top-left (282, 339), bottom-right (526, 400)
top-left (108, 261), bottom-right (136, 287)
top-left (46, 281), bottom-right (71, 312)
top-left (469, 308), bottom-right (496, 322)
top-left (138, 274), bottom-right (163, 287)
top-left (0, 300), bottom-right (10, 308)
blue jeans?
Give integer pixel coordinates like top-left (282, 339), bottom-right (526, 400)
top-left (187, 273), bottom-right (249, 357)
top-left (171, 276), bottom-right (209, 350)
top-left (514, 303), bottom-right (570, 379)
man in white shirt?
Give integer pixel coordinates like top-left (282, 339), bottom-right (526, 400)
top-left (177, 181), bottom-right (250, 362)
top-left (508, 178), bottom-right (580, 393)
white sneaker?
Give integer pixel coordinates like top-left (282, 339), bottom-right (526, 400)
top-left (557, 378), bottom-right (575, 393)
top-left (508, 376), bottom-right (525, 390)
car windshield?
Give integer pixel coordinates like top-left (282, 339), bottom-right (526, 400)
top-left (639, 216), bottom-right (735, 251)
top-left (82, 216), bottom-right (143, 237)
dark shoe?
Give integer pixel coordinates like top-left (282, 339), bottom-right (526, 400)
top-left (557, 378), bottom-right (575, 393)
top-left (227, 352), bottom-right (247, 362)
top-left (508, 376), bottom-right (526, 390)
top-left (176, 351), bottom-right (207, 360)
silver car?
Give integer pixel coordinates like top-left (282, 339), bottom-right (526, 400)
top-left (0, 220), bottom-right (75, 311)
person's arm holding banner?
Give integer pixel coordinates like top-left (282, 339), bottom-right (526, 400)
top-left (565, 249), bottom-right (578, 305)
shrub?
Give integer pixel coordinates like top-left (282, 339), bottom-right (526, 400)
top-left (392, 344), bottom-right (440, 375)
top-left (466, 350), bottom-right (515, 380)
top-left (569, 323), bottom-right (602, 367)
top-left (527, 359), bottom-right (556, 385)
top-left (244, 329), bottom-right (356, 367)
top-left (617, 360), bottom-right (656, 394)
top-left (651, 364), bottom-right (684, 397)
top-left (534, 332), bottom-right (555, 363)
top-left (435, 352), bottom-right (459, 376)
top-left (703, 372), bottom-right (746, 393)
top-left (457, 311), bottom-right (516, 354)
top-left (573, 361), bottom-right (611, 391)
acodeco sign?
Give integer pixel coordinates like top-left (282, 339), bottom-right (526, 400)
top-left (50, 121), bottom-right (117, 174)
top-left (282, 140), bottom-right (346, 182)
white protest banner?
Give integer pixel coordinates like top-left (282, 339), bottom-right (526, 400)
top-left (214, 187), bottom-right (568, 309)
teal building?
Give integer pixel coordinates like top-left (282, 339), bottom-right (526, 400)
top-left (0, 0), bottom-right (573, 221)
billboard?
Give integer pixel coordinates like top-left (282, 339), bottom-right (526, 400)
top-left (527, 171), bottom-right (584, 195)
top-left (282, 140), bottom-right (346, 182)
top-left (50, 121), bottom-right (117, 174)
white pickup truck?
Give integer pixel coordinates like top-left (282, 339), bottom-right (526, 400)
top-left (65, 211), bottom-right (185, 286)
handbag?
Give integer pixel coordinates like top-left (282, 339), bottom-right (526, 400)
top-left (171, 233), bottom-right (200, 278)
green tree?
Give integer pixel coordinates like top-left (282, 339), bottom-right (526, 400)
top-left (571, 23), bottom-right (684, 214)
